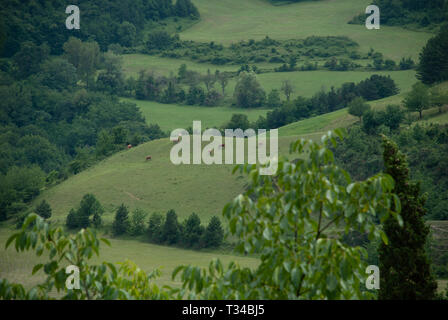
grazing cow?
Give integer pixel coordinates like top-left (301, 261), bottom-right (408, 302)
top-left (145, 155), bottom-right (152, 161)
top-left (127, 144), bottom-right (132, 149)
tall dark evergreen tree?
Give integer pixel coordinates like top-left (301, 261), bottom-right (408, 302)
top-left (203, 216), bottom-right (224, 248)
top-left (379, 136), bottom-right (437, 300)
top-left (182, 212), bottom-right (204, 248)
top-left (112, 204), bottom-right (130, 236)
top-left (147, 212), bottom-right (164, 243)
top-left (417, 25), bottom-right (448, 84)
top-left (35, 200), bottom-right (52, 219)
top-left (162, 209), bottom-right (180, 245)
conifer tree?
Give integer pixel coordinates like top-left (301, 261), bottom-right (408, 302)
top-left (162, 209), bottom-right (180, 245)
top-left (147, 213), bottom-right (164, 243)
top-left (182, 212), bottom-right (204, 248)
top-left (35, 200), bottom-right (52, 219)
top-left (379, 136), bottom-right (437, 300)
top-left (203, 216), bottom-right (224, 248)
top-left (112, 204), bottom-right (130, 236)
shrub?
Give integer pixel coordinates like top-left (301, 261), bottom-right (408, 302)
top-left (233, 72), bottom-right (266, 108)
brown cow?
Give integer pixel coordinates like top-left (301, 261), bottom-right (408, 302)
top-left (145, 155), bottom-right (152, 161)
top-left (127, 144), bottom-right (132, 149)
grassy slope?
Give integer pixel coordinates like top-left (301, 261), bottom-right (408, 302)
top-left (23, 136), bottom-right (300, 225)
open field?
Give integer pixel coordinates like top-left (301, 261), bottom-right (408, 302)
top-left (122, 54), bottom-right (244, 78)
top-left (182, 0), bottom-right (432, 61)
top-left (123, 97), bottom-right (268, 132)
top-left (255, 70), bottom-right (417, 99)
top-left (0, 230), bottom-right (258, 289)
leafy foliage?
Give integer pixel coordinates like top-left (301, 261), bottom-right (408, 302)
top-left (172, 130), bottom-right (401, 299)
top-left (1, 214), bottom-right (170, 299)
top-left (1, 132), bottom-right (402, 300)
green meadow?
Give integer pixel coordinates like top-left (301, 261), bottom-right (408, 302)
top-left (184, 0), bottom-right (432, 60)
top-left (123, 97), bottom-right (268, 132)
top-left (0, 231), bottom-right (258, 288)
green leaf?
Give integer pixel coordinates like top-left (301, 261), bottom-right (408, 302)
top-left (32, 264), bottom-right (44, 275)
top-left (263, 228), bottom-right (272, 241)
top-left (5, 234), bottom-right (17, 249)
top-left (100, 238), bottom-right (111, 246)
top-left (381, 231), bottom-right (389, 245)
top-left (327, 274), bottom-right (338, 292)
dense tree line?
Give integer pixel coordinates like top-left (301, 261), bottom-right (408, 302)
top-left (143, 34), bottom-right (363, 66)
top-left (373, 0), bottom-right (447, 27)
top-left (0, 0), bottom-right (200, 57)
top-left (0, 38), bottom-right (164, 222)
top-left (110, 206), bottom-right (224, 249)
top-left (349, 0), bottom-right (448, 27)
top-left (129, 68), bottom-right (225, 107)
top-left (253, 75), bottom-right (399, 129)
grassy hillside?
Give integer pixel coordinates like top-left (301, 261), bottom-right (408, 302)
top-left (182, 0), bottom-right (432, 60)
top-left (26, 135), bottom-right (301, 225)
